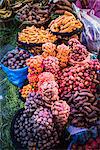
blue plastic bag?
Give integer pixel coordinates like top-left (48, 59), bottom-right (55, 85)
top-left (1, 64), bottom-right (28, 87)
top-left (67, 125), bottom-right (89, 145)
top-left (67, 122), bottom-right (99, 150)
top-left (0, 48), bottom-right (29, 87)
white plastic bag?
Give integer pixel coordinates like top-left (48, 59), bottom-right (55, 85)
top-left (73, 4), bottom-right (100, 55)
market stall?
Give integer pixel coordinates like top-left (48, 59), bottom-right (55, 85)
top-left (0, 0), bottom-right (100, 150)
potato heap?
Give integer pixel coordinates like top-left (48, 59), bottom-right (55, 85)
top-left (38, 81), bottom-right (59, 107)
top-left (69, 44), bottom-right (88, 62)
top-left (38, 72), bottom-right (55, 87)
top-left (72, 137), bottom-right (100, 150)
top-left (26, 56), bottom-right (43, 89)
top-left (68, 38), bottom-right (89, 65)
top-left (49, 11), bottom-right (82, 33)
top-left (51, 0), bottom-right (73, 15)
top-left (60, 59), bottom-right (100, 95)
top-left (26, 55), bottom-right (43, 74)
top-left (51, 100), bottom-right (70, 134)
top-left (42, 42), bottom-right (70, 68)
top-left (13, 85), bottom-right (70, 150)
top-left (2, 48), bottom-right (30, 69)
top-left (31, 107), bottom-right (60, 150)
top-left (27, 73), bottom-right (39, 88)
top-left (42, 42), bottom-right (56, 58)
top-left (56, 44), bottom-right (70, 68)
top-left (13, 109), bottom-right (35, 150)
top-left (19, 84), bottom-right (34, 99)
top-left (43, 56), bottom-right (60, 74)
top-left (18, 26), bottom-right (57, 44)
top-left (43, 57), bottom-right (61, 83)
top-left (16, 3), bottom-right (50, 25)
top-left (25, 92), bottom-right (44, 115)
top-left (68, 38), bottom-right (81, 46)
top-left (63, 89), bottom-right (99, 128)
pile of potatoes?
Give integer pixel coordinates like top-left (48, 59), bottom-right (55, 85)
top-left (51, 0), bottom-right (73, 15)
top-left (16, 3), bottom-right (50, 25)
top-left (64, 89), bottom-right (99, 128)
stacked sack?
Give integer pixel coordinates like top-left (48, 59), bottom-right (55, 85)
top-left (26, 55), bottom-right (43, 89)
top-left (13, 71), bottom-right (70, 150)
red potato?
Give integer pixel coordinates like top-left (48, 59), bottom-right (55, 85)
top-left (51, 100), bottom-right (70, 134)
top-left (59, 59), bottom-right (100, 97)
top-left (38, 81), bottom-right (59, 106)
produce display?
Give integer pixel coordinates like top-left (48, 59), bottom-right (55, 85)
top-left (49, 11), bottom-right (82, 33)
top-left (51, 100), bottom-right (70, 132)
top-left (12, 82), bottom-right (70, 149)
top-left (1, 3), bottom-right (100, 149)
top-left (42, 42), bottom-right (56, 58)
top-left (32, 107), bottom-right (60, 150)
top-left (38, 81), bottom-right (59, 106)
top-left (42, 42), bottom-right (70, 68)
top-left (12, 109), bottom-right (35, 149)
top-left (18, 26), bottom-right (57, 44)
top-left (72, 137), bottom-right (100, 150)
top-left (51, 0), bottom-right (73, 15)
top-left (56, 44), bottom-right (70, 68)
top-left (13, 106), bottom-right (60, 150)
top-left (25, 92), bottom-right (44, 114)
top-left (68, 38), bottom-right (89, 64)
top-left (64, 89), bottom-right (99, 128)
top-left (26, 55), bottom-right (43, 89)
top-left (16, 3), bottom-right (50, 25)
top-left (26, 55), bottom-right (43, 74)
top-left (38, 72), bottom-right (55, 87)
top-left (68, 37), bottom-right (81, 46)
top-left (0, 0), bottom-right (12, 19)
top-left (27, 73), bottom-right (39, 88)
top-left (1, 48), bottom-right (30, 69)
top-left (60, 59), bottom-right (100, 95)
top-left (43, 56), bottom-right (60, 74)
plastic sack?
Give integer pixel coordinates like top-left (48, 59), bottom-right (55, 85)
top-left (75, 0), bottom-right (100, 18)
top-left (72, 4), bottom-right (100, 55)
top-left (0, 48), bottom-right (28, 88)
top-left (67, 122), bottom-right (100, 150)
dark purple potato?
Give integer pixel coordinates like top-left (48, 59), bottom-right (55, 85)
top-left (16, 66), bottom-right (20, 69)
top-left (22, 50), bottom-right (26, 54)
top-left (10, 58), bottom-right (16, 62)
top-left (36, 17), bottom-right (40, 21)
top-left (8, 60), bottom-right (13, 65)
top-left (14, 55), bottom-right (19, 60)
top-left (21, 60), bottom-right (24, 64)
top-left (16, 61), bottom-right (19, 64)
top-left (19, 62), bottom-right (22, 65)
top-left (23, 54), bottom-right (27, 58)
top-left (26, 51), bottom-right (29, 55)
top-left (7, 53), bottom-right (14, 58)
top-left (20, 57), bottom-right (24, 60)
